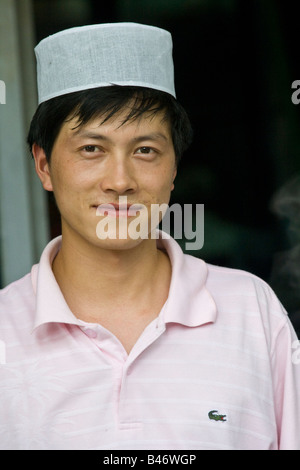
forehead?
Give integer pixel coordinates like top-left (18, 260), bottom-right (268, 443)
top-left (61, 108), bottom-right (172, 143)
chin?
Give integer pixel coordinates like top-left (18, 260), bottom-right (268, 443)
top-left (94, 213), bottom-right (153, 248)
top-left (94, 236), bottom-right (151, 252)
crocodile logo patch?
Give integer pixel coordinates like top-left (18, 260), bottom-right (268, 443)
top-left (208, 410), bottom-right (227, 422)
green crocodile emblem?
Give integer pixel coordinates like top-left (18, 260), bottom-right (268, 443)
top-left (208, 410), bottom-right (227, 422)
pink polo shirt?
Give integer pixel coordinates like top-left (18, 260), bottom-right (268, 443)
top-left (0, 232), bottom-right (299, 450)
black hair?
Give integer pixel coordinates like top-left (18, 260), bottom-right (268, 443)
top-left (27, 86), bottom-right (193, 165)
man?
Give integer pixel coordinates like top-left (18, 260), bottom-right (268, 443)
top-left (0, 22), bottom-right (299, 450)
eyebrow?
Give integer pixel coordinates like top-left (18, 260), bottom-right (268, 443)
top-left (71, 130), bottom-right (169, 143)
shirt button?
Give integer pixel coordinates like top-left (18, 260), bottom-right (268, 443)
top-left (84, 328), bottom-right (97, 339)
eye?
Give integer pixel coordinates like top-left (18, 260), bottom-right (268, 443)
top-left (80, 145), bottom-right (105, 158)
top-left (83, 145), bottom-right (99, 152)
top-left (135, 146), bottom-right (156, 155)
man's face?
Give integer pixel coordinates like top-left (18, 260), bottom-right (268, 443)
top-left (36, 108), bottom-right (177, 250)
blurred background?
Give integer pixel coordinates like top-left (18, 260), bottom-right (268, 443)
top-left (1, 0), bottom-right (300, 335)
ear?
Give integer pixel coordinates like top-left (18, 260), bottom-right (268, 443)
top-left (31, 143), bottom-right (53, 191)
top-left (171, 166), bottom-right (177, 191)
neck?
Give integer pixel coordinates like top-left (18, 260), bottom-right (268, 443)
top-left (52, 228), bottom-right (171, 322)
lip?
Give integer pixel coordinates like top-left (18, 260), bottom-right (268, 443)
top-left (93, 203), bottom-right (144, 217)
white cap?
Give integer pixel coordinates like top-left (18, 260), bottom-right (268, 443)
top-left (35, 22), bottom-right (176, 104)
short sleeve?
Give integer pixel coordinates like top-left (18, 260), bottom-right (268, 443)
top-left (271, 316), bottom-right (300, 450)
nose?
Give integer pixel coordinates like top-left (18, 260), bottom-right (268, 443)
top-left (99, 155), bottom-right (138, 196)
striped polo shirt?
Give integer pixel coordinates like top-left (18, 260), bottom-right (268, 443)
top-left (0, 232), bottom-right (299, 450)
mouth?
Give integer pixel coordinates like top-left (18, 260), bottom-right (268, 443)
top-left (93, 202), bottom-right (145, 217)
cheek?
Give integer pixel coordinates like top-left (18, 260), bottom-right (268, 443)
top-left (145, 172), bottom-right (175, 204)
top-left (50, 161), bottom-right (93, 195)
top-left (156, 165), bottom-right (176, 191)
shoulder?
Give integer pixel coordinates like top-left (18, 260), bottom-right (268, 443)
top-left (183, 252), bottom-right (278, 301)
top-left (206, 262), bottom-right (283, 310)
top-left (204, 261), bottom-right (291, 339)
top-left (0, 271), bottom-right (33, 299)
top-left (0, 271), bottom-right (35, 328)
